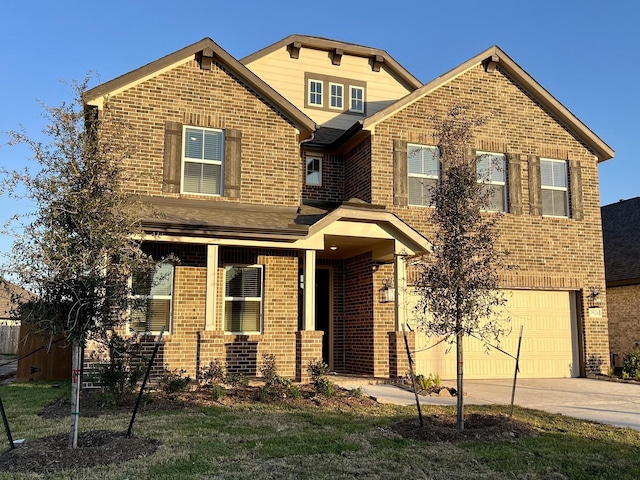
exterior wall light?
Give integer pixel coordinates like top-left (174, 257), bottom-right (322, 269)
top-left (379, 278), bottom-right (395, 303)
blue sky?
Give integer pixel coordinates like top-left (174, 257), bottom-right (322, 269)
top-left (0, 1), bottom-right (638, 258)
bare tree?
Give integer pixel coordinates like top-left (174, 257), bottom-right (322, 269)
top-left (0, 78), bottom-right (155, 448)
top-left (412, 105), bottom-right (510, 430)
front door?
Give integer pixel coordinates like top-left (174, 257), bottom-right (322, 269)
top-left (315, 268), bottom-right (331, 367)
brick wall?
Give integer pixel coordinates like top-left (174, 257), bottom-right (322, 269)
top-left (372, 63), bottom-right (609, 372)
top-left (607, 284), bottom-right (640, 365)
top-left (302, 152), bottom-right (344, 203)
top-left (103, 58), bottom-right (302, 207)
top-left (344, 137), bottom-right (372, 203)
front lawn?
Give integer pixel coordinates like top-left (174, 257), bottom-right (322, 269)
top-left (0, 382), bottom-right (639, 479)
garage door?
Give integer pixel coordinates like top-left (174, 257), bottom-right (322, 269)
top-left (409, 290), bottom-right (579, 379)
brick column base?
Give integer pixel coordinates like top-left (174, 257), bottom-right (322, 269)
top-left (296, 330), bottom-right (324, 383)
top-left (389, 330), bottom-right (415, 378)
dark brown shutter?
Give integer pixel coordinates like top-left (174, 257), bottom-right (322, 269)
top-left (569, 159), bottom-right (583, 220)
top-left (393, 139), bottom-right (408, 206)
top-left (224, 128), bottom-right (242, 198)
top-left (528, 155), bottom-right (542, 216)
top-left (507, 153), bottom-right (522, 215)
top-left (163, 121), bottom-right (182, 193)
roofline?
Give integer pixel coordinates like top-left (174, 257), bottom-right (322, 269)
top-left (83, 38), bottom-right (316, 134)
top-left (363, 45), bottom-right (614, 162)
top-left (241, 34), bottom-right (423, 91)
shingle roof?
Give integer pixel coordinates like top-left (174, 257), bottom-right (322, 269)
top-left (139, 197), bottom-right (330, 240)
top-left (602, 197), bottom-right (640, 285)
top-left (0, 280), bottom-right (30, 320)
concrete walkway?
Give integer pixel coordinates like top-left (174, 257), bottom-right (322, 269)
top-left (351, 378), bottom-right (640, 431)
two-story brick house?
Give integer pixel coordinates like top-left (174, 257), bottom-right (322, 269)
top-left (84, 35), bottom-right (613, 382)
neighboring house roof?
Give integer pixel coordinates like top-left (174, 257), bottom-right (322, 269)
top-left (83, 38), bottom-right (316, 135)
top-left (240, 34), bottom-right (423, 91)
top-left (0, 279), bottom-right (30, 320)
top-left (602, 197), bottom-right (640, 286)
top-left (361, 45), bottom-right (614, 162)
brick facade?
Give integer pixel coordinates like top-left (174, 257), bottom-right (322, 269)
top-left (607, 284), bottom-right (640, 366)
top-left (84, 38), bottom-right (611, 383)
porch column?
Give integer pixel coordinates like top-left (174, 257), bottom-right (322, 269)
top-left (394, 250), bottom-right (408, 330)
top-left (205, 245), bottom-right (219, 330)
top-left (303, 250), bottom-right (316, 330)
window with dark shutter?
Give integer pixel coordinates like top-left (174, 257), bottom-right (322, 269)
top-left (393, 139), bottom-right (408, 206)
top-left (506, 153), bottom-right (522, 215)
top-left (163, 121), bottom-right (182, 193)
top-left (528, 155), bottom-right (542, 216)
top-left (224, 129), bottom-right (242, 198)
top-left (569, 159), bottom-right (584, 220)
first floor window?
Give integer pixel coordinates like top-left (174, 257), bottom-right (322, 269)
top-left (308, 79), bottom-right (323, 107)
top-left (477, 152), bottom-right (507, 212)
top-left (182, 126), bottom-right (224, 195)
top-left (350, 86), bottom-right (364, 113)
top-left (306, 157), bottom-right (322, 185)
top-left (541, 158), bottom-right (568, 217)
top-left (224, 265), bottom-right (263, 334)
top-left (131, 263), bottom-right (174, 334)
top-left (408, 144), bottom-right (440, 206)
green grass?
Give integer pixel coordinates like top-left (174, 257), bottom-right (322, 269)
top-left (1, 383), bottom-right (640, 479)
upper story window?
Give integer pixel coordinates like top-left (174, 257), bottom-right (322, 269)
top-left (224, 265), bottom-right (263, 334)
top-left (306, 156), bottom-right (322, 186)
top-left (541, 158), bottom-right (568, 217)
top-left (408, 144), bottom-right (440, 206)
top-left (477, 152), bottom-right (507, 212)
top-left (329, 83), bottom-right (343, 110)
top-left (182, 126), bottom-right (224, 195)
top-left (350, 86), bottom-right (364, 113)
top-left (131, 263), bottom-right (174, 334)
top-left (304, 73), bottom-right (365, 114)
top-left (308, 79), bottom-right (323, 107)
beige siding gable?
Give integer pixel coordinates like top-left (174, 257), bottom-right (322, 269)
top-left (245, 46), bottom-right (414, 129)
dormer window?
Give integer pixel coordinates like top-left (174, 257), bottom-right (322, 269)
top-left (308, 79), bottom-right (323, 107)
top-left (304, 73), bottom-right (365, 114)
top-left (329, 83), bottom-right (343, 110)
top-left (350, 86), bottom-right (364, 113)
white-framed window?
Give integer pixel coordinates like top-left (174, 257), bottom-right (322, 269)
top-left (131, 263), bottom-right (174, 334)
top-left (477, 152), bottom-right (507, 212)
top-left (541, 158), bottom-right (568, 217)
top-left (306, 156), bottom-right (322, 186)
top-left (329, 83), bottom-right (343, 110)
top-left (408, 144), bottom-right (440, 206)
top-left (350, 86), bottom-right (364, 113)
top-left (308, 79), bottom-right (323, 107)
top-left (224, 265), bottom-right (263, 334)
top-left (182, 126), bottom-right (224, 195)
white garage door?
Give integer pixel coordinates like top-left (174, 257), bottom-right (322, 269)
top-left (409, 290), bottom-right (579, 379)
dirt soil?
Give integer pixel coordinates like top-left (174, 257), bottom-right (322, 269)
top-left (0, 385), bottom-right (537, 474)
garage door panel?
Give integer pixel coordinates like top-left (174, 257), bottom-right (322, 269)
top-left (411, 290), bottom-right (578, 379)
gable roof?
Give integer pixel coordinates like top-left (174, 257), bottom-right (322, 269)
top-left (363, 45), bottom-right (614, 162)
top-left (241, 34), bottom-right (423, 91)
top-left (602, 197), bottom-right (640, 285)
top-left (83, 38), bottom-right (316, 134)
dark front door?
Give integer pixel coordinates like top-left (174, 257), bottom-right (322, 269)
top-left (315, 268), bottom-right (331, 366)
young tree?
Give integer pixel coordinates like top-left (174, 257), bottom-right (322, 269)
top-left (412, 105), bottom-right (510, 430)
top-left (0, 78), bottom-right (155, 448)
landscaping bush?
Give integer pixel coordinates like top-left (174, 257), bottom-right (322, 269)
top-left (198, 359), bottom-right (226, 388)
top-left (308, 359), bottom-right (337, 397)
top-left (623, 348), bottom-right (640, 379)
top-left (159, 368), bottom-right (191, 394)
top-left (259, 353), bottom-right (298, 399)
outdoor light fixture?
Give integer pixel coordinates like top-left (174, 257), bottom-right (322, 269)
top-left (329, 245), bottom-right (338, 251)
top-left (379, 278), bottom-right (395, 303)
top-left (588, 286), bottom-right (602, 308)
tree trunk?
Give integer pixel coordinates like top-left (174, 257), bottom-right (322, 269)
top-left (456, 320), bottom-right (464, 431)
top-left (69, 339), bottom-right (82, 449)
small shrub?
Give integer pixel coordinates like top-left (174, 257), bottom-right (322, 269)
top-left (91, 333), bottom-right (144, 406)
top-left (415, 374), bottom-right (433, 391)
top-left (349, 387), bottom-right (364, 398)
top-left (307, 359), bottom-right (337, 397)
top-left (225, 373), bottom-right (249, 389)
top-left (258, 353), bottom-right (298, 399)
top-left (159, 368), bottom-right (191, 394)
top-left (433, 373), bottom-right (442, 389)
top-left (623, 348), bottom-right (640, 379)
top-left (211, 384), bottom-right (226, 401)
top-left (198, 359), bottom-right (226, 388)
top-left (622, 371), bottom-right (630, 380)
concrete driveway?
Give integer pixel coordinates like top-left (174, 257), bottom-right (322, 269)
top-left (358, 378), bottom-right (640, 430)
